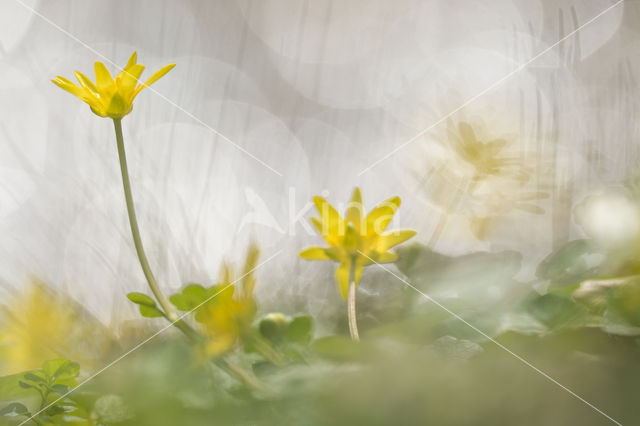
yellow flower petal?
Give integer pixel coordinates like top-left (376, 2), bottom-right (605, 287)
top-left (458, 121), bottom-right (477, 145)
top-left (221, 263), bottom-right (233, 286)
top-left (343, 223), bottom-right (360, 252)
top-left (313, 196), bottom-right (345, 245)
top-left (52, 77), bottom-right (102, 113)
top-left (335, 260), bottom-right (351, 300)
top-left (310, 216), bottom-right (323, 234)
top-left (52, 77), bottom-right (87, 99)
top-left (353, 257), bottom-right (364, 284)
top-left (240, 244), bottom-right (260, 296)
top-left (299, 247), bottom-right (330, 261)
top-left (94, 61), bottom-right (115, 95)
top-left (117, 64), bottom-right (145, 101)
top-left (375, 230), bottom-right (416, 252)
top-left (324, 246), bottom-right (344, 261)
top-left (144, 63), bottom-right (176, 86)
top-left (336, 257), bottom-right (364, 299)
top-left (125, 51), bottom-right (138, 70)
top-left (373, 251), bottom-right (398, 263)
top-left (73, 71), bottom-right (99, 97)
top-left (345, 187), bottom-right (364, 231)
top-left (134, 63), bottom-right (176, 98)
top-left (205, 329), bottom-right (237, 356)
top-left (365, 196), bottom-right (401, 234)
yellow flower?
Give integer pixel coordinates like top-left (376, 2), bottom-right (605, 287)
top-left (0, 280), bottom-right (115, 375)
top-left (300, 187), bottom-right (416, 299)
top-left (52, 52), bottom-right (175, 119)
top-left (448, 121), bottom-right (528, 182)
top-left (196, 245), bottom-right (259, 357)
top-left (420, 120), bottom-right (548, 242)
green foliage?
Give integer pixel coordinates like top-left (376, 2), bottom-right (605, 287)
top-left (127, 292), bottom-right (166, 318)
top-left (126, 292), bottom-right (156, 307)
top-left (397, 244), bottom-right (522, 291)
top-left (284, 316), bottom-right (313, 346)
top-left (258, 313), bottom-right (313, 347)
top-left (7, 240), bottom-right (640, 425)
top-left (169, 283), bottom-right (216, 312)
top-left (168, 283), bottom-right (232, 324)
top-left (519, 293), bottom-right (590, 332)
top-left (0, 402), bottom-right (28, 416)
top-left (571, 276), bottom-right (640, 335)
top-left (536, 239), bottom-right (604, 286)
top-left (607, 278), bottom-right (640, 326)
top-left (0, 358), bottom-right (87, 425)
top-left (17, 359), bottom-right (79, 398)
top-left (0, 373), bottom-right (34, 402)
top-left (395, 244), bottom-right (524, 326)
top-left (310, 335), bottom-right (373, 361)
top-left (42, 359), bottom-right (80, 387)
top-left (539, 236), bottom-right (640, 336)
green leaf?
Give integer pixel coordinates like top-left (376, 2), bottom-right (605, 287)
top-left (395, 244), bottom-right (523, 318)
top-left (284, 315), bottom-right (313, 345)
top-left (0, 373), bottom-right (37, 401)
top-left (45, 405), bottom-right (65, 416)
top-left (607, 278), bottom-right (640, 327)
top-left (572, 278), bottom-right (617, 314)
top-left (396, 244), bottom-right (522, 289)
top-left (601, 308), bottom-right (640, 336)
top-left (127, 292), bottom-right (157, 307)
top-left (571, 276), bottom-right (640, 335)
top-left (18, 381), bottom-right (36, 390)
top-left (139, 305), bottom-right (165, 318)
top-left (0, 402), bottom-right (29, 416)
top-left (252, 360), bottom-right (278, 377)
top-left (521, 293), bottom-right (589, 331)
top-left (23, 373), bottom-right (46, 383)
top-left (169, 283), bottom-right (210, 311)
top-left (51, 384), bottom-right (70, 396)
top-left (311, 336), bottom-right (372, 361)
top-left (42, 359), bottom-right (79, 383)
top-left (536, 239), bottom-right (604, 286)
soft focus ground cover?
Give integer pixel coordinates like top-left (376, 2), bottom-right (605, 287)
top-left (3, 232), bottom-right (640, 425)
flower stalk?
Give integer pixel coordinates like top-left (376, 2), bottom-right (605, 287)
top-left (347, 255), bottom-right (359, 341)
top-left (217, 359), bottom-right (263, 390)
top-left (113, 118), bottom-right (198, 340)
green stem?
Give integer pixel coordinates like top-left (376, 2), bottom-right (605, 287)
top-left (216, 359), bottom-right (263, 390)
top-left (249, 335), bottom-right (286, 367)
top-left (347, 256), bottom-right (360, 341)
top-left (112, 118), bottom-right (197, 340)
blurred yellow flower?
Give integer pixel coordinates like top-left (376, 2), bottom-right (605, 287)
top-left (448, 121), bottom-right (528, 183)
top-left (300, 188), bottom-right (416, 299)
top-left (52, 52), bottom-right (175, 119)
top-left (420, 119), bottom-right (548, 242)
top-left (196, 245), bottom-right (259, 357)
top-left (0, 280), bottom-right (115, 375)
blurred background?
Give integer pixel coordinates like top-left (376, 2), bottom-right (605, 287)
top-left (0, 0), bottom-right (637, 332)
